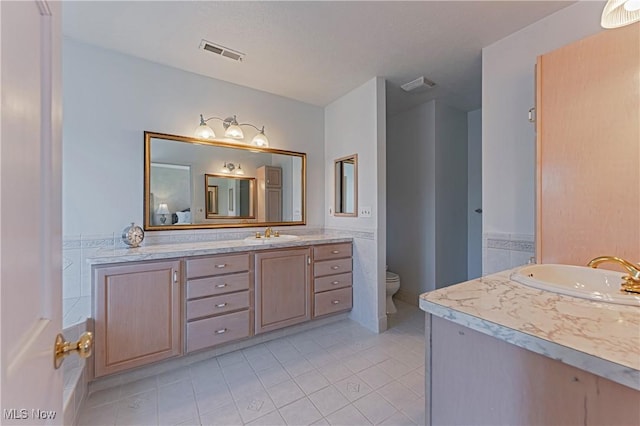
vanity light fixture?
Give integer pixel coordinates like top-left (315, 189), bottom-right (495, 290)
top-left (601, 0), bottom-right (640, 28)
top-left (156, 203), bottom-right (170, 224)
top-left (221, 162), bottom-right (244, 175)
top-left (195, 114), bottom-right (270, 147)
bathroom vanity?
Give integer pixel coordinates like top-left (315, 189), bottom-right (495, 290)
top-left (420, 269), bottom-right (640, 425)
top-left (89, 236), bottom-right (352, 378)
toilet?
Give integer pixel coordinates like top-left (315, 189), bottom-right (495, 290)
top-left (386, 270), bottom-right (401, 314)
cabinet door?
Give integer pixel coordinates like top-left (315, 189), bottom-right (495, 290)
top-left (265, 166), bottom-right (282, 188)
top-left (266, 188), bottom-right (283, 222)
top-left (255, 248), bottom-right (311, 334)
top-left (536, 24), bottom-right (640, 265)
top-left (94, 260), bottom-right (182, 377)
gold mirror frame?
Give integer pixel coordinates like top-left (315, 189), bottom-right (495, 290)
top-left (144, 131), bottom-right (306, 230)
top-left (334, 154), bottom-right (358, 217)
top-left (204, 173), bottom-right (257, 219)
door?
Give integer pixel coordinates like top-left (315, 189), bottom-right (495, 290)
top-left (255, 248), bottom-right (311, 334)
top-left (1, 0), bottom-right (64, 424)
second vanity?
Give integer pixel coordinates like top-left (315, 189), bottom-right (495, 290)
top-left (88, 235), bottom-right (353, 378)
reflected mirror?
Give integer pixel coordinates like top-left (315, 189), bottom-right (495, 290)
top-left (334, 154), bottom-right (358, 217)
top-left (205, 174), bottom-right (256, 219)
top-left (145, 131), bottom-right (306, 230)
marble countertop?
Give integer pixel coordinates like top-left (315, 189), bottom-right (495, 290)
top-left (87, 234), bottom-right (352, 265)
top-left (419, 269), bottom-right (640, 391)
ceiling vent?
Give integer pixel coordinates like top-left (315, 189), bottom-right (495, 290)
top-left (199, 39), bottom-right (245, 62)
top-left (401, 76), bottom-right (436, 92)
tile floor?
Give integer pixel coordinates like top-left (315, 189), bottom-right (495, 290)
top-left (77, 301), bottom-right (425, 426)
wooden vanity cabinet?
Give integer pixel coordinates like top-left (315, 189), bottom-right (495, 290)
top-left (185, 253), bottom-right (252, 353)
top-left (93, 260), bottom-right (182, 378)
top-left (255, 248), bottom-right (311, 334)
top-left (312, 243), bottom-right (353, 317)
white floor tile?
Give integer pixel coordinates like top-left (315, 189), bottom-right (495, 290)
top-left (325, 404), bottom-right (372, 426)
top-left (294, 370), bottom-right (330, 395)
top-left (266, 379), bottom-right (305, 408)
top-left (378, 410), bottom-right (416, 426)
top-left (115, 390), bottom-right (158, 425)
top-left (228, 376), bottom-right (267, 401)
top-left (158, 380), bottom-right (198, 425)
top-left (77, 400), bottom-right (118, 426)
top-left (342, 354), bottom-right (376, 373)
top-left (335, 375), bottom-right (373, 402)
top-left (395, 396), bottom-right (425, 425)
top-left (376, 381), bottom-right (418, 410)
top-left (247, 353), bottom-right (280, 372)
top-left (84, 386), bottom-right (123, 409)
top-left (119, 376), bottom-right (158, 398)
top-left (246, 410), bottom-right (287, 426)
top-left (357, 366), bottom-right (394, 390)
top-left (304, 350), bottom-right (338, 368)
top-left (235, 391), bottom-right (277, 424)
top-left (375, 359), bottom-right (412, 379)
top-left (352, 392), bottom-right (396, 424)
top-left (318, 363), bottom-right (353, 384)
top-left (281, 356), bottom-right (315, 378)
top-left (308, 385), bottom-right (350, 417)
top-left (397, 370), bottom-right (425, 397)
top-left (194, 382), bottom-right (234, 413)
top-left (217, 350), bottom-right (247, 368)
top-left (157, 367), bottom-right (191, 387)
top-left (278, 397), bottom-right (322, 426)
top-left (256, 365), bottom-right (292, 388)
top-left (199, 401), bottom-right (242, 426)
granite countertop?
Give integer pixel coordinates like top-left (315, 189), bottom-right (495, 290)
top-left (86, 234), bottom-right (352, 265)
top-left (419, 269), bottom-right (640, 391)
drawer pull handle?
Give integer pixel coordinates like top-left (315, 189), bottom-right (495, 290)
top-left (215, 283), bottom-right (228, 288)
top-left (331, 250), bottom-right (340, 254)
top-left (215, 264), bottom-right (227, 269)
top-left (331, 266), bottom-right (340, 270)
top-left (332, 300), bottom-right (340, 305)
top-left (216, 303), bottom-right (228, 308)
top-left (215, 328), bottom-right (227, 334)
top-left (332, 281), bottom-right (340, 285)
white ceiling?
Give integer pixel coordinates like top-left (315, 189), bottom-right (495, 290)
top-left (62, 1), bottom-right (575, 115)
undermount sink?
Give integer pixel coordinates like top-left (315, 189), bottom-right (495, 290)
top-left (243, 234), bottom-right (299, 244)
top-left (511, 264), bottom-right (640, 306)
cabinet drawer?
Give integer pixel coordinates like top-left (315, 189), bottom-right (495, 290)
top-left (186, 310), bottom-right (250, 352)
top-left (314, 287), bottom-right (352, 317)
top-left (314, 258), bottom-right (352, 277)
top-left (187, 291), bottom-right (250, 321)
top-left (314, 272), bottom-right (352, 293)
top-left (314, 243), bottom-right (352, 261)
top-left (186, 273), bottom-right (250, 299)
top-left (186, 254), bottom-right (249, 278)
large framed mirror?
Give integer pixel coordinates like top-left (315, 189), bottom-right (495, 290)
top-left (334, 154), bottom-right (358, 217)
top-left (144, 131), bottom-right (306, 230)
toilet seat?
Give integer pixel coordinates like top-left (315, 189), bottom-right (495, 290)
top-left (386, 271), bottom-right (400, 281)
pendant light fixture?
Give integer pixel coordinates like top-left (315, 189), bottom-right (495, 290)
top-left (601, 0), bottom-right (640, 28)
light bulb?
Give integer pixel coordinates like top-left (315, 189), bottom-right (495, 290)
top-left (235, 164), bottom-right (245, 175)
top-left (624, 0), bottom-right (640, 11)
top-left (225, 124), bottom-right (244, 139)
top-left (195, 124), bottom-right (215, 139)
top-left (251, 128), bottom-right (270, 147)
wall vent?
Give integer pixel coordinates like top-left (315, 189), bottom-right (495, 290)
top-left (401, 76), bottom-right (436, 92)
top-left (199, 39), bottom-right (245, 62)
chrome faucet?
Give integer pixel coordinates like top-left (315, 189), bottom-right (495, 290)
top-left (588, 256), bottom-right (640, 293)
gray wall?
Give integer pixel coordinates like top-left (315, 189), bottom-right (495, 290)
top-left (435, 103), bottom-right (468, 288)
top-left (467, 109), bottom-right (482, 279)
top-left (387, 102), bottom-right (436, 302)
top-left (387, 100), bottom-right (468, 300)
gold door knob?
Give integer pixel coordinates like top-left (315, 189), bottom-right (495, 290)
top-left (54, 331), bottom-right (93, 369)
